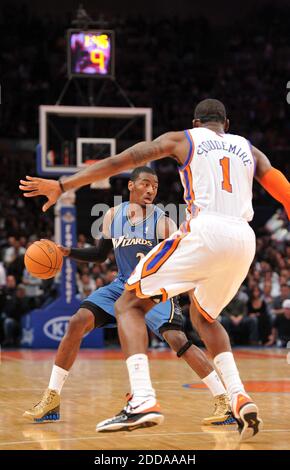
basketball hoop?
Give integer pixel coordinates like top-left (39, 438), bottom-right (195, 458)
top-left (84, 160), bottom-right (111, 189)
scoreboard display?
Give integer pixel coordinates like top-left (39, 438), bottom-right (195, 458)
top-left (67, 30), bottom-right (115, 78)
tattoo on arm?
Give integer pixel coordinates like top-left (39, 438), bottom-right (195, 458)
top-left (128, 141), bottom-right (167, 166)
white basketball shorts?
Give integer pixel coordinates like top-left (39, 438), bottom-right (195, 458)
top-left (125, 213), bottom-right (256, 322)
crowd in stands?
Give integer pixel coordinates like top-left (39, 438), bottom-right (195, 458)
top-left (0, 184), bottom-right (289, 347)
top-left (0, 4), bottom-right (290, 156)
top-left (0, 5), bottom-right (289, 347)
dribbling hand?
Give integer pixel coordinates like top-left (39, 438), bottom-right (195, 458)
top-left (56, 244), bottom-right (71, 257)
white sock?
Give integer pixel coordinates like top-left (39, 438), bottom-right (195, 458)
top-left (126, 354), bottom-right (156, 407)
top-left (214, 352), bottom-right (245, 400)
top-left (202, 370), bottom-right (226, 397)
top-left (48, 365), bottom-right (69, 394)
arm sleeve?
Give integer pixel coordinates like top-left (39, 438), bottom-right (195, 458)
top-left (259, 168), bottom-right (290, 219)
top-left (69, 238), bottom-right (113, 263)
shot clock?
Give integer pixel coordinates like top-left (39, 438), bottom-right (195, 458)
top-left (67, 29), bottom-right (115, 78)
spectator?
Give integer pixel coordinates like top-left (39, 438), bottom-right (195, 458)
top-left (95, 278), bottom-right (105, 289)
top-left (91, 265), bottom-right (102, 280)
top-left (104, 270), bottom-right (118, 284)
top-left (82, 287), bottom-right (94, 300)
top-left (262, 281), bottom-right (274, 311)
top-left (220, 289), bottom-right (259, 345)
top-left (4, 274), bottom-right (17, 296)
top-left (272, 284), bottom-right (290, 315)
top-left (77, 273), bottom-right (96, 298)
top-left (247, 286), bottom-right (272, 345)
top-left (0, 258), bottom-right (6, 287)
top-left (4, 239), bottom-right (25, 267)
top-left (22, 269), bottom-right (44, 308)
top-left (77, 234), bottom-right (91, 248)
top-left (3, 237), bottom-right (17, 264)
top-left (266, 299), bottom-right (290, 347)
top-left (1, 283), bottom-right (30, 346)
top-left (259, 269), bottom-right (280, 297)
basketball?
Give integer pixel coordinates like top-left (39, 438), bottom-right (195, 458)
top-left (24, 239), bottom-right (63, 279)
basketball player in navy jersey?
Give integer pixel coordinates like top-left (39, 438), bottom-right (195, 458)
top-left (23, 166), bottom-right (234, 426)
top-left (20, 99), bottom-right (290, 440)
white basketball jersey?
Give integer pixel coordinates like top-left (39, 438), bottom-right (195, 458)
top-left (179, 127), bottom-right (255, 221)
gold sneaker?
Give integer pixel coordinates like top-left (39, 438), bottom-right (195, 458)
top-left (23, 389), bottom-right (60, 423)
top-left (202, 393), bottom-right (236, 426)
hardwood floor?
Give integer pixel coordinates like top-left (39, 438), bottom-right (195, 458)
top-left (0, 348), bottom-right (289, 450)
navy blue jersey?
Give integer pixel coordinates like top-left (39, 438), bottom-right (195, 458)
top-left (109, 202), bottom-right (165, 282)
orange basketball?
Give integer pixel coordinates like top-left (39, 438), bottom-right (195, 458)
top-left (24, 239), bottom-right (63, 279)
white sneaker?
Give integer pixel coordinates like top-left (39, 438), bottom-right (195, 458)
top-left (231, 392), bottom-right (263, 441)
top-left (96, 394), bottom-right (164, 432)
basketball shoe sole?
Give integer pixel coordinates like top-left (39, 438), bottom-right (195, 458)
top-left (232, 394), bottom-right (263, 441)
top-left (96, 405), bottom-right (164, 432)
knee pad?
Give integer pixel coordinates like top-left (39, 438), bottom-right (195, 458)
top-left (176, 340), bottom-right (193, 357)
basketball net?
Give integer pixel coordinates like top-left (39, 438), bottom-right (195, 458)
top-left (83, 160), bottom-right (111, 189)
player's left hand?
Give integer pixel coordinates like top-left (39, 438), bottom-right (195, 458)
top-left (19, 176), bottom-right (62, 212)
top-left (56, 244), bottom-right (71, 256)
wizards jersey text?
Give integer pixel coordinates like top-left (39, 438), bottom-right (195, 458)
top-left (109, 201), bottom-right (165, 282)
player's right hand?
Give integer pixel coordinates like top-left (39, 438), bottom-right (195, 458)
top-left (19, 176), bottom-right (62, 212)
top-left (56, 245), bottom-right (71, 257)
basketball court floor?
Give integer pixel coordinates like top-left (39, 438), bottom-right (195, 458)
top-left (0, 348), bottom-right (289, 450)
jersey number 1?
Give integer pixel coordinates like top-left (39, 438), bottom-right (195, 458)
top-left (220, 157), bottom-right (233, 193)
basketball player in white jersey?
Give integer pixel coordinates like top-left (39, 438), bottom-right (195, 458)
top-left (20, 99), bottom-right (290, 440)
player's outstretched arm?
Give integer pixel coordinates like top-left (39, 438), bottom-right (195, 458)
top-left (19, 132), bottom-right (187, 212)
top-left (252, 146), bottom-right (290, 219)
